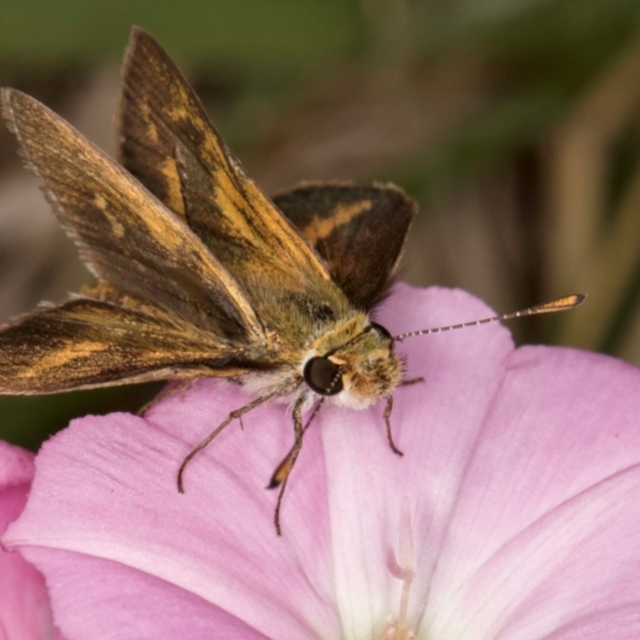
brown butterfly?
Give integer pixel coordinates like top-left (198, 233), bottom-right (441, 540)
top-left (0, 28), bottom-right (584, 533)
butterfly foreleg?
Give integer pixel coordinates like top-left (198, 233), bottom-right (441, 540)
top-left (177, 388), bottom-right (281, 493)
top-left (269, 396), bottom-right (325, 535)
top-left (268, 396), bottom-right (305, 536)
top-left (383, 395), bottom-right (404, 456)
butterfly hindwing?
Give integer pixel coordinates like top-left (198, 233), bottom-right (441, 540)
top-left (272, 182), bottom-right (416, 310)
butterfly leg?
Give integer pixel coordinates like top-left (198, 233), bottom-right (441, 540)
top-left (177, 389), bottom-right (280, 493)
top-left (269, 397), bottom-right (325, 535)
top-left (268, 396), bottom-right (305, 536)
top-left (400, 376), bottom-right (424, 386)
top-left (384, 395), bottom-right (404, 456)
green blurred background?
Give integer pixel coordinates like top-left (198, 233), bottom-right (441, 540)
top-left (1, 0), bottom-right (640, 449)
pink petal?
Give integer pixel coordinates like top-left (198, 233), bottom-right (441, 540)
top-left (27, 550), bottom-right (272, 639)
top-left (5, 398), bottom-right (339, 638)
top-left (424, 346), bottom-right (640, 638)
top-left (0, 442), bottom-right (62, 640)
top-left (319, 285), bottom-right (516, 634)
top-left (307, 285), bottom-right (640, 637)
top-left (0, 440), bottom-right (34, 486)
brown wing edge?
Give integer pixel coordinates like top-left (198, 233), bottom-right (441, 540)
top-left (118, 26), bottom-right (189, 218)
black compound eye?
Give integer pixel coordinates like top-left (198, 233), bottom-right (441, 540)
top-left (370, 322), bottom-right (391, 340)
top-left (303, 357), bottom-right (344, 396)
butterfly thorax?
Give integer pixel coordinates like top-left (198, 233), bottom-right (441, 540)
top-left (239, 311), bottom-right (403, 410)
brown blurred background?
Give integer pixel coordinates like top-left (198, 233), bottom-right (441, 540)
top-left (1, 0), bottom-right (639, 448)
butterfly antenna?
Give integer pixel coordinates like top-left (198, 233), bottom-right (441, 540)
top-left (393, 293), bottom-right (586, 341)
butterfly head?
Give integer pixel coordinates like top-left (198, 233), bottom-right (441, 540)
top-left (302, 322), bottom-right (403, 409)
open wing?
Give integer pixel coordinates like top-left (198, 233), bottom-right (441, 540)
top-left (118, 29), bottom-right (416, 313)
top-left (272, 182), bottom-right (416, 310)
top-left (0, 299), bottom-right (256, 394)
top-left (2, 88), bottom-right (263, 345)
top-left (118, 28), bottom-right (354, 330)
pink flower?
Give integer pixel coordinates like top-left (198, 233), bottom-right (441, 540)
top-left (4, 285), bottom-right (640, 639)
top-left (0, 442), bottom-right (63, 640)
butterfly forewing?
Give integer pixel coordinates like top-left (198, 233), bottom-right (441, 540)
top-left (118, 28), bottom-right (344, 330)
top-left (0, 298), bottom-right (257, 394)
top-left (1, 88), bottom-right (263, 344)
top-left (118, 28), bottom-right (189, 219)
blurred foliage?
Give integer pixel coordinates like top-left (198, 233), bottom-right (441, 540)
top-left (1, 0), bottom-right (640, 449)
top-left (0, 1), bottom-right (363, 71)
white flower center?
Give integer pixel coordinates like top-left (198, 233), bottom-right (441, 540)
top-left (378, 499), bottom-right (417, 640)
